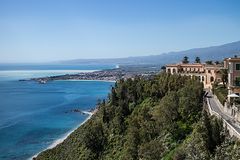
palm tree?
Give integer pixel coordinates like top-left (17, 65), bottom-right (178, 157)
top-left (215, 61), bottom-right (220, 65)
top-left (182, 56), bottom-right (189, 64)
top-left (195, 57), bottom-right (201, 63)
top-left (220, 69), bottom-right (228, 87)
top-left (161, 66), bottom-right (166, 70)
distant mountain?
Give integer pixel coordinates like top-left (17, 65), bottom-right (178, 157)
top-left (60, 41), bottom-right (240, 66)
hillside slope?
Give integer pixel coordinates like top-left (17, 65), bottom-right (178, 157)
top-left (36, 74), bottom-right (240, 160)
top-left (60, 41), bottom-right (240, 65)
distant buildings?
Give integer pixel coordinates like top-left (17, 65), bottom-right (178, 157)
top-left (166, 63), bottom-right (222, 88)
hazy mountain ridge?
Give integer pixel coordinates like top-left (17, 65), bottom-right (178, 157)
top-left (60, 41), bottom-right (240, 65)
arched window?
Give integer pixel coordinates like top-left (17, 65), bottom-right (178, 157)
top-left (173, 69), bottom-right (176, 73)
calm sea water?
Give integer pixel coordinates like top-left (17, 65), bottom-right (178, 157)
top-left (0, 65), bottom-right (114, 160)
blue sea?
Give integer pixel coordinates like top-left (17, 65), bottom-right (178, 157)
top-left (0, 64), bottom-right (114, 160)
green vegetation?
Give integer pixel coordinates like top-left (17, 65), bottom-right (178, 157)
top-left (182, 56), bottom-right (189, 64)
top-left (205, 60), bottom-right (213, 65)
top-left (36, 73), bottom-right (239, 160)
top-left (220, 68), bottom-right (228, 87)
top-left (215, 61), bottom-right (220, 65)
top-left (195, 56), bottom-right (201, 63)
top-left (213, 84), bottom-right (228, 105)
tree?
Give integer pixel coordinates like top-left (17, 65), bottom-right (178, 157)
top-left (123, 119), bottom-right (140, 160)
top-left (138, 139), bottom-right (165, 160)
top-left (215, 61), bottom-right (220, 65)
top-left (182, 56), bottom-right (189, 64)
top-left (182, 123), bottom-right (211, 159)
top-left (110, 87), bottom-right (118, 105)
top-left (178, 85), bottom-right (202, 123)
top-left (209, 117), bottom-right (224, 152)
top-left (82, 120), bottom-right (106, 158)
top-left (161, 66), bottom-right (166, 70)
top-left (195, 57), bottom-right (201, 63)
top-left (220, 69), bottom-right (228, 87)
top-left (205, 60), bottom-right (213, 65)
top-left (154, 91), bottom-right (179, 136)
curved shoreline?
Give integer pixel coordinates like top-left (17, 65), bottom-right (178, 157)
top-left (30, 111), bottom-right (94, 160)
top-left (56, 79), bottom-right (116, 83)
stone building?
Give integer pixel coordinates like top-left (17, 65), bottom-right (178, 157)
top-left (223, 58), bottom-right (240, 121)
top-left (224, 57), bottom-right (240, 94)
top-left (166, 63), bottom-right (222, 88)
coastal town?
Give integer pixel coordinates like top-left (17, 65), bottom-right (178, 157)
top-left (21, 65), bottom-right (161, 83)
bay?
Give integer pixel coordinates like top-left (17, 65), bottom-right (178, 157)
top-left (0, 65), bottom-right (114, 160)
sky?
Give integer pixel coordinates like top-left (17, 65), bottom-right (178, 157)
top-left (0, 0), bottom-right (240, 63)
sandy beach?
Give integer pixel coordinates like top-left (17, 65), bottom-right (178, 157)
top-left (30, 111), bottom-right (94, 160)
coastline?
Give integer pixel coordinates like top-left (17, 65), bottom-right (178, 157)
top-left (30, 111), bottom-right (94, 160)
top-left (22, 69), bottom-right (115, 160)
top-left (0, 67), bottom-right (118, 159)
top-left (56, 79), bottom-right (116, 83)
top-left (27, 65), bottom-right (160, 85)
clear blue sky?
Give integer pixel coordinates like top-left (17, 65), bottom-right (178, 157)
top-left (0, 0), bottom-right (240, 63)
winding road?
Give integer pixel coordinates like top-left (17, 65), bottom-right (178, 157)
top-left (206, 91), bottom-right (240, 138)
